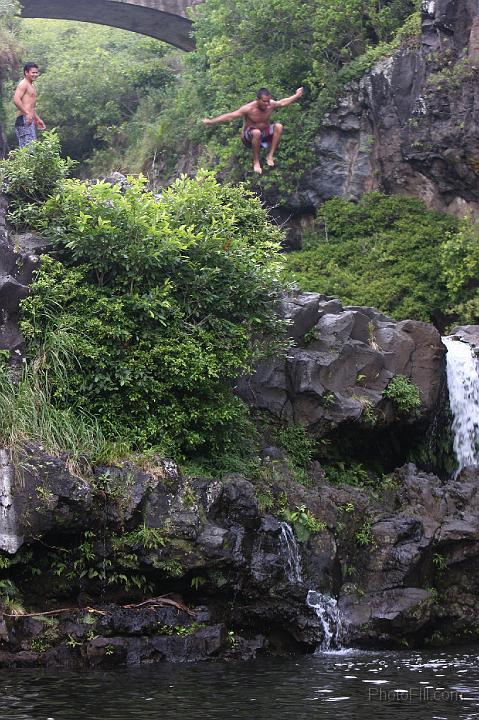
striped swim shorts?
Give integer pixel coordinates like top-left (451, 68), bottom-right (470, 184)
top-left (242, 124), bottom-right (275, 148)
top-left (15, 115), bottom-right (37, 148)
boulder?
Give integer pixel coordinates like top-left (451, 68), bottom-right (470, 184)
top-left (237, 291), bottom-right (445, 432)
top-left (0, 198), bottom-right (51, 362)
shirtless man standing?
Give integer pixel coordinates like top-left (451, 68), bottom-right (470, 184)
top-left (13, 62), bottom-right (46, 148)
top-left (203, 86), bottom-right (304, 174)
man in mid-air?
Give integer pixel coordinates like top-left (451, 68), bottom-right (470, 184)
top-left (203, 86), bottom-right (304, 174)
top-left (13, 62), bottom-right (46, 148)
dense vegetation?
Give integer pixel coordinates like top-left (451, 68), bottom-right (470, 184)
top-left (0, 134), bottom-right (285, 464)
top-left (284, 193), bottom-right (463, 327)
top-left (5, 1), bottom-right (421, 184)
top-left (1, 1), bottom-right (475, 481)
top-left (3, 19), bottom-right (176, 167)
top-left (0, 1), bottom-right (20, 93)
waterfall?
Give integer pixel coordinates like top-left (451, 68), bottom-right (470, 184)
top-left (279, 521), bottom-right (303, 584)
top-left (0, 449), bottom-right (22, 554)
top-left (306, 589), bottom-right (343, 651)
top-left (443, 336), bottom-right (479, 473)
top-left (279, 523), bottom-right (344, 650)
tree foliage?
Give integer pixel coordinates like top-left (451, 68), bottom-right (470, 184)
top-left (9, 139), bottom-right (285, 456)
top-left (7, 20), bottom-right (175, 163)
top-left (283, 193), bottom-right (459, 325)
top-left (0, 130), bottom-right (76, 219)
top-left (125, 0), bottom-right (419, 185)
top-left (0, 1), bottom-right (20, 85)
top-left (440, 219), bottom-right (479, 324)
top-left (10, 3), bottom-right (421, 184)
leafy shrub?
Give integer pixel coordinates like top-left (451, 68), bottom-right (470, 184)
top-left (324, 462), bottom-right (375, 488)
top-left (284, 193), bottom-right (459, 323)
top-left (383, 375), bottom-right (421, 415)
top-left (16, 164), bottom-right (286, 458)
top-left (355, 517), bottom-right (376, 547)
top-left (282, 504), bottom-right (326, 542)
top-left (440, 219), bottom-right (479, 324)
top-left (276, 423), bottom-right (315, 485)
top-left (0, 130), bottom-right (76, 226)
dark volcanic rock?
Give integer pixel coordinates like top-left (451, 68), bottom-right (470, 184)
top-left (237, 291), bottom-right (445, 432)
top-left (0, 197), bottom-right (51, 368)
top-left (2, 445), bottom-right (479, 664)
top-left (275, 0), bottom-right (479, 233)
top-left (338, 463), bottom-right (479, 646)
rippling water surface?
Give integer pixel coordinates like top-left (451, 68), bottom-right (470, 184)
top-left (1, 647), bottom-right (479, 719)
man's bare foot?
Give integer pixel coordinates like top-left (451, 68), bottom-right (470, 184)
top-left (253, 162), bottom-right (262, 174)
top-left (266, 155), bottom-right (275, 167)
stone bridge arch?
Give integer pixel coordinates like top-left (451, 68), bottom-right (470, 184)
top-left (20, 0), bottom-right (199, 51)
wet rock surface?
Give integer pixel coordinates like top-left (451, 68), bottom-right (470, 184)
top-left (237, 290), bottom-right (445, 436)
top-left (273, 0), bottom-right (479, 235)
top-left (0, 195), bottom-right (51, 373)
top-left (1, 447), bottom-right (479, 666)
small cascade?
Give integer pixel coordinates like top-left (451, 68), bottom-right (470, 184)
top-left (443, 336), bottom-right (479, 473)
top-left (279, 521), bottom-right (303, 585)
top-left (0, 449), bottom-right (22, 554)
top-left (306, 589), bottom-right (343, 651)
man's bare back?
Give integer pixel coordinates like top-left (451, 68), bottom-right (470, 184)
top-left (13, 63), bottom-right (45, 147)
top-left (203, 86), bottom-right (304, 174)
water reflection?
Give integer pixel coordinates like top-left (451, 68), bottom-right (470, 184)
top-left (1, 647), bottom-right (479, 719)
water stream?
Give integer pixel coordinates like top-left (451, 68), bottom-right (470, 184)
top-left (306, 589), bottom-right (343, 651)
top-left (279, 521), bottom-right (303, 584)
top-left (443, 336), bottom-right (479, 473)
top-left (279, 521), bottom-right (343, 651)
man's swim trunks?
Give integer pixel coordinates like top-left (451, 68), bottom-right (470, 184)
top-left (15, 115), bottom-right (37, 148)
top-left (242, 123), bottom-right (275, 148)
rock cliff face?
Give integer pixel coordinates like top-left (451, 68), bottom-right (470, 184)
top-left (0, 190), bottom-right (460, 667)
top-left (1, 445), bottom-right (479, 667)
top-left (279, 0), bottom-right (479, 226)
top-left (237, 290), bottom-right (447, 469)
top-left (0, 197), bottom-right (50, 377)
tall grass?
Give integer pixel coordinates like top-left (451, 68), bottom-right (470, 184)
top-left (0, 326), bottom-right (130, 471)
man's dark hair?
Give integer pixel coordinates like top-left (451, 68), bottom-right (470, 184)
top-left (23, 62), bottom-right (39, 75)
top-left (256, 88), bottom-right (272, 99)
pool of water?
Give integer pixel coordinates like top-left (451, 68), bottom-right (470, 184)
top-left (1, 647), bottom-right (479, 719)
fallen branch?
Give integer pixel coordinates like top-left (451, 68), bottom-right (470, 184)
top-left (2, 598), bottom-right (194, 618)
top-left (122, 596), bottom-right (195, 616)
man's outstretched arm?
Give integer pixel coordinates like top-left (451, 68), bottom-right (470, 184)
top-left (275, 87), bottom-right (304, 108)
top-left (203, 106), bottom-right (246, 125)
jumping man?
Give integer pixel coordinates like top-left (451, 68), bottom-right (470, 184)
top-left (203, 86), bottom-right (304, 174)
top-left (13, 62), bottom-right (46, 148)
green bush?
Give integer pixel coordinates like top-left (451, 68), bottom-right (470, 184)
top-left (283, 193), bottom-right (459, 323)
top-left (324, 462), bottom-right (375, 488)
top-left (276, 423), bottom-right (315, 485)
top-left (6, 19), bottom-right (175, 164)
top-left (0, 130), bottom-right (76, 225)
top-left (440, 219), bottom-right (479, 325)
top-left (383, 375), bottom-right (421, 415)
top-left (18, 167), bottom-right (286, 458)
